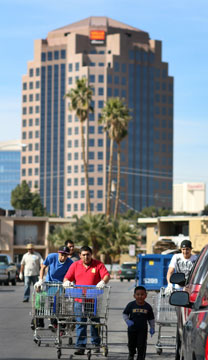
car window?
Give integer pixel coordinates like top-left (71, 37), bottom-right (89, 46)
top-left (189, 247), bottom-right (208, 285)
top-left (0, 256), bottom-right (9, 265)
top-left (121, 263), bottom-right (137, 269)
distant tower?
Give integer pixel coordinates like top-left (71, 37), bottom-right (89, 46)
top-left (21, 16), bottom-right (173, 217)
top-left (0, 140), bottom-right (22, 210)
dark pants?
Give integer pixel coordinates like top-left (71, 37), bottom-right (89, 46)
top-left (128, 329), bottom-right (147, 360)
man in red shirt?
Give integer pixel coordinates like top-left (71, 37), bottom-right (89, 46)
top-left (63, 246), bottom-right (110, 356)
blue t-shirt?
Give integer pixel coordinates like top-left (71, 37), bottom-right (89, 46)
top-left (44, 253), bottom-right (73, 282)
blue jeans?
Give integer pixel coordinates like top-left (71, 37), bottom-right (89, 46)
top-left (24, 275), bottom-right (38, 300)
top-left (74, 302), bottom-right (100, 348)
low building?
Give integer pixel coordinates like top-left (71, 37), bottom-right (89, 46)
top-left (173, 182), bottom-right (206, 214)
top-left (138, 215), bottom-right (208, 254)
top-left (0, 215), bottom-right (74, 262)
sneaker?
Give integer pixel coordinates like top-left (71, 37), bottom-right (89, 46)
top-left (23, 299), bottom-right (29, 302)
top-left (74, 349), bottom-right (85, 355)
top-left (48, 323), bottom-right (57, 332)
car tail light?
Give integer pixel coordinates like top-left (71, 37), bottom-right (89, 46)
top-left (205, 336), bottom-right (208, 360)
top-left (190, 291), bottom-right (199, 302)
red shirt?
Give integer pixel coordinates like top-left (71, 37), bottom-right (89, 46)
top-left (64, 259), bottom-right (110, 285)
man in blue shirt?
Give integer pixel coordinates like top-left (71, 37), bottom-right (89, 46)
top-left (35, 245), bottom-right (73, 286)
top-left (32, 246), bottom-right (73, 330)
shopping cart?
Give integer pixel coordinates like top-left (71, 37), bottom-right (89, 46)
top-left (55, 285), bottom-right (111, 360)
top-left (153, 287), bottom-right (177, 355)
top-left (31, 282), bottom-right (63, 347)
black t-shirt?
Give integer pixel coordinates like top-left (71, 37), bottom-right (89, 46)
top-left (123, 300), bottom-right (154, 331)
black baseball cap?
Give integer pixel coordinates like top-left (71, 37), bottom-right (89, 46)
top-left (58, 245), bottom-right (70, 254)
top-left (180, 240), bottom-right (192, 249)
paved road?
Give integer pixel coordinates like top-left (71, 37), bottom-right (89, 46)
top-left (0, 281), bottom-right (176, 359)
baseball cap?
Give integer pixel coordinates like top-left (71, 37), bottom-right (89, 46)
top-left (27, 243), bottom-right (34, 249)
top-left (180, 240), bottom-right (192, 249)
top-left (58, 245), bottom-right (70, 255)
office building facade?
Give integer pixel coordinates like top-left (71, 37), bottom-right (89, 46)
top-left (21, 16), bottom-right (173, 217)
top-left (0, 140), bottom-right (22, 210)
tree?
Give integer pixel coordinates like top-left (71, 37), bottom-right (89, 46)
top-left (100, 218), bottom-right (140, 263)
top-left (100, 98), bottom-right (131, 218)
top-left (11, 181), bottom-right (45, 216)
top-left (65, 78), bottom-right (93, 214)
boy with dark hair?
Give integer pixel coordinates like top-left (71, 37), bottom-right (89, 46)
top-left (123, 286), bottom-right (155, 360)
top-left (64, 239), bottom-right (80, 262)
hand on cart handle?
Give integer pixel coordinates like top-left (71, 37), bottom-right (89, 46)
top-left (96, 280), bottom-right (105, 289)
top-left (34, 279), bottom-right (44, 291)
top-left (63, 280), bottom-right (74, 288)
top-left (149, 327), bottom-right (155, 337)
top-left (164, 283), bottom-right (173, 296)
top-left (126, 319), bottom-right (134, 328)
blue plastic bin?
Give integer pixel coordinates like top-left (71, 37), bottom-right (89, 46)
top-left (137, 254), bottom-right (173, 291)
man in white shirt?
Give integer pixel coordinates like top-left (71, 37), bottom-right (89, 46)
top-left (166, 240), bottom-right (197, 293)
top-left (20, 243), bottom-right (43, 302)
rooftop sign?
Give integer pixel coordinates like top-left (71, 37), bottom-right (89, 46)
top-left (90, 30), bottom-right (105, 44)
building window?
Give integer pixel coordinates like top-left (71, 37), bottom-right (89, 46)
top-left (68, 140), bottom-right (72, 148)
top-left (68, 128), bottom-right (72, 135)
top-left (35, 118), bottom-right (39, 126)
top-left (90, 190), bottom-right (94, 198)
top-left (98, 126), bottom-right (103, 134)
top-left (29, 82), bottom-right (33, 89)
top-left (29, 131), bottom-right (33, 139)
top-left (98, 75), bottom-right (104, 83)
top-left (98, 164), bottom-right (103, 172)
top-left (97, 190), bottom-right (103, 198)
top-left (74, 178), bottom-right (78, 186)
top-left (89, 126), bottom-right (95, 134)
top-left (68, 77), bottom-right (72, 85)
top-left (75, 62), bottom-right (79, 71)
top-left (22, 169), bottom-right (26, 176)
top-left (48, 52), bottom-right (53, 61)
top-left (67, 179), bottom-right (71, 186)
top-left (97, 177), bottom-right (103, 185)
top-left (107, 74), bottom-right (112, 84)
top-left (68, 115), bottom-right (72, 122)
top-left (98, 88), bottom-right (104, 96)
top-left (35, 143), bottom-right (39, 150)
top-left (67, 204), bottom-right (71, 211)
top-left (98, 62), bottom-right (104, 67)
top-left (36, 81), bottom-right (40, 89)
top-left (114, 62), bottom-right (119, 71)
top-left (74, 191), bottom-right (78, 199)
top-left (35, 131), bottom-right (39, 138)
top-left (74, 165), bottom-right (78, 173)
top-left (22, 156), bottom-right (26, 164)
top-left (68, 153), bottom-right (72, 161)
top-left (22, 132), bottom-right (26, 139)
top-left (114, 76), bottom-right (119, 84)
top-left (88, 164), bottom-right (94, 172)
top-left (28, 168), bottom-right (32, 176)
top-left (23, 82), bottom-right (27, 90)
top-left (28, 156), bottom-right (32, 164)
top-left (89, 75), bottom-right (95, 83)
top-left (114, 89), bottom-right (119, 97)
top-left (68, 63), bottom-right (73, 72)
top-left (54, 51), bottom-right (59, 60)
top-left (67, 166), bottom-right (72, 173)
top-left (98, 100), bottom-right (104, 108)
top-left (89, 152), bottom-right (94, 160)
top-left (23, 95), bottom-right (27, 102)
top-left (61, 50), bottom-right (66, 59)
top-left (74, 139), bottom-right (79, 147)
top-left (35, 93), bottom-right (40, 101)
top-left (98, 139), bottom-right (103, 147)
top-left (67, 191), bottom-right (71, 199)
top-left (122, 63), bottom-right (126, 73)
top-left (22, 108), bottom-right (27, 115)
top-left (22, 119), bottom-right (26, 127)
top-left (97, 203), bottom-right (103, 211)
top-left (107, 88), bottom-right (112, 97)
top-left (74, 204), bottom-right (78, 211)
top-left (74, 152), bottom-right (79, 160)
top-left (90, 203), bottom-right (94, 211)
top-left (41, 52), bottom-right (46, 61)
top-left (98, 152), bottom-right (103, 160)
top-left (28, 144), bottom-right (33, 151)
top-left (81, 203), bottom-right (85, 211)
top-left (89, 113), bottom-right (94, 121)
top-left (29, 68), bottom-right (34, 77)
top-left (89, 139), bottom-right (94, 147)
top-left (81, 190), bottom-right (85, 198)
top-left (89, 177), bottom-right (94, 185)
top-left (29, 118), bottom-right (33, 126)
top-left (81, 177), bottom-right (85, 186)
top-left (35, 168), bottom-right (39, 176)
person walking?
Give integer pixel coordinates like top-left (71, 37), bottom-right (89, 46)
top-left (19, 243), bottom-right (43, 303)
top-left (166, 239), bottom-right (197, 294)
top-left (123, 286), bottom-right (155, 360)
top-left (63, 245), bottom-right (110, 356)
top-left (64, 240), bottom-right (80, 261)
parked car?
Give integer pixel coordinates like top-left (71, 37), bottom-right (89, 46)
top-left (15, 263), bottom-right (22, 282)
top-left (170, 271), bottom-right (208, 359)
top-left (170, 244), bottom-right (208, 360)
top-left (118, 262), bottom-right (137, 282)
top-left (0, 254), bottom-right (17, 285)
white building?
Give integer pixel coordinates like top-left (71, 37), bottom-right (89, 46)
top-left (173, 182), bottom-right (206, 213)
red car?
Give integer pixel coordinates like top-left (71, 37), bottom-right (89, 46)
top-left (170, 244), bottom-right (208, 360)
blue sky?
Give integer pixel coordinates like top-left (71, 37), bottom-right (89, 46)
top-left (1, 0), bottom-right (208, 201)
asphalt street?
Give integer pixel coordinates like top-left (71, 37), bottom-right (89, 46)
top-left (0, 280), bottom-right (177, 360)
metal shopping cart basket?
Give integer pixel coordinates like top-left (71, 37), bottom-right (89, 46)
top-left (31, 282), bottom-right (63, 347)
top-left (153, 287), bottom-right (177, 355)
top-left (55, 285), bottom-right (110, 360)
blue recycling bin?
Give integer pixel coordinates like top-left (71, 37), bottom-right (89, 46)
top-left (137, 254), bottom-right (173, 291)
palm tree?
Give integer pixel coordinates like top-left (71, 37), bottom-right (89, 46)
top-left (100, 98), bottom-right (131, 217)
top-left (65, 78), bottom-right (93, 214)
top-left (100, 218), bottom-right (140, 263)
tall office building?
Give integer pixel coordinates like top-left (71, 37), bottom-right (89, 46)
top-left (21, 16), bottom-right (173, 217)
top-left (0, 140), bottom-right (22, 210)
